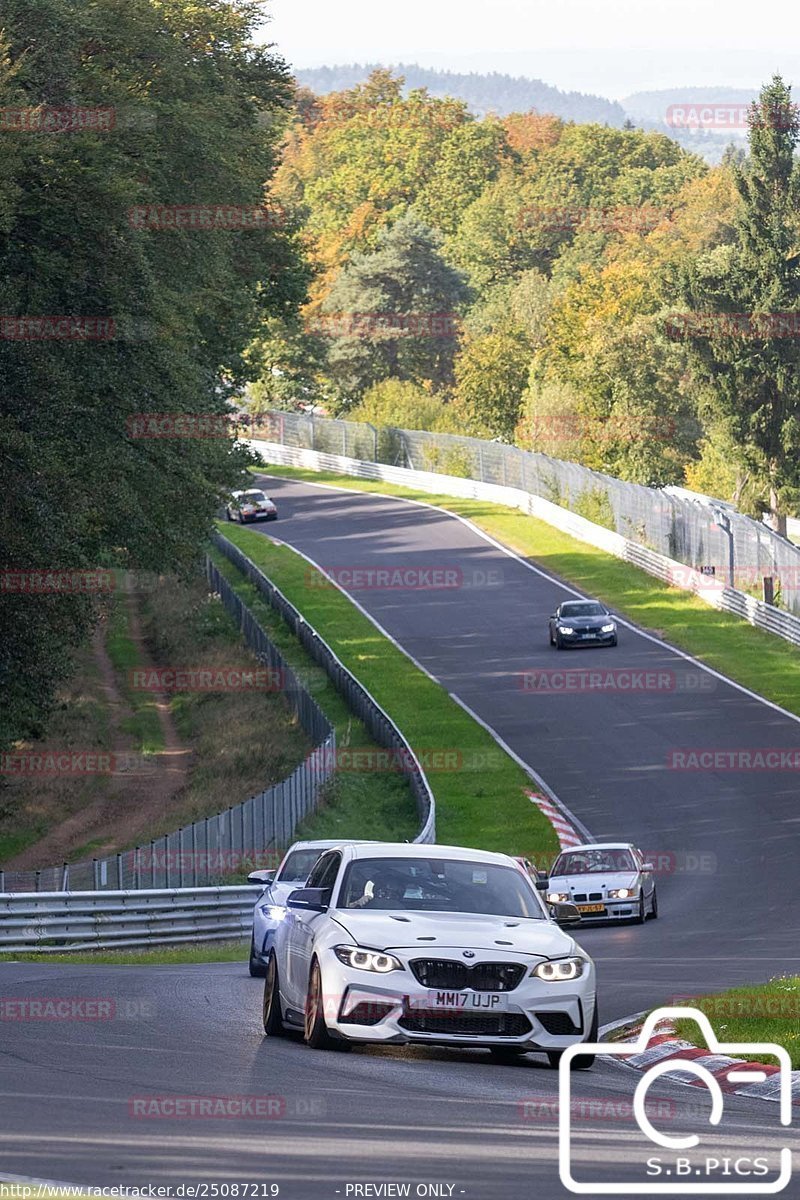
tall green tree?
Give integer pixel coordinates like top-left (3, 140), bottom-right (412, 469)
top-left (0, 0), bottom-right (303, 750)
top-left (680, 76), bottom-right (800, 532)
top-left (318, 213), bottom-right (470, 400)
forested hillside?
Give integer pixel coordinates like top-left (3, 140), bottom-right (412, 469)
top-left (249, 69), bottom-right (800, 538)
top-left (296, 64), bottom-right (627, 125)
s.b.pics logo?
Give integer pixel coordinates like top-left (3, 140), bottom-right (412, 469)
top-left (558, 1007), bottom-right (793, 1194)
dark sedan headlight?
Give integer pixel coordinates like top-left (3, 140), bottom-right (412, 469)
top-left (601, 623), bottom-right (616, 633)
top-left (334, 945), bottom-right (402, 973)
top-left (558, 625), bottom-right (575, 634)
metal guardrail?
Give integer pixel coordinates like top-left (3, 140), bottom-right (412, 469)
top-left (250, 439), bottom-right (800, 651)
top-left (212, 532), bottom-right (436, 844)
top-left (1, 559), bottom-right (337, 894)
top-left (0, 886), bottom-right (255, 954)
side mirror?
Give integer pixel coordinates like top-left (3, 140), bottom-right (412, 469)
top-left (286, 887), bottom-right (329, 913)
top-left (247, 869), bottom-right (275, 886)
top-left (549, 614), bottom-right (557, 620)
top-left (535, 876), bottom-right (549, 892)
top-left (641, 862), bottom-right (654, 873)
top-left (549, 901), bottom-right (582, 928)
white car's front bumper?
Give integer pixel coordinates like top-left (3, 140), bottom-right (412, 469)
top-left (317, 948), bottom-right (597, 1049)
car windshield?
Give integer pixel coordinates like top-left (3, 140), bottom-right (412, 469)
top-left (242, 491), bottom-right (267, 503)
top-left (560, 602), bottom-right (605, 617)
top-left (338, 856), bottom-right (544, 918)
top-left (278, 848), bottom-right (325, 882)
top-left (553, 849), bottom-right (636, 875)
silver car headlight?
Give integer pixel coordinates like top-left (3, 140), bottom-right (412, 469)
top-left (334, 945), bottom-right (402, 973)
top-left (532, 957), bottom-right (585, 982)
top-left (260, 904), bottom-right (287, 920)
top-left (547, 891), bottom-right (569, 903)
top-left (608, 887), bottom-right (635, 899)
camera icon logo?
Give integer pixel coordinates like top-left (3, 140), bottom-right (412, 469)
top-left (558, 1006), bottom-right (793, 1194)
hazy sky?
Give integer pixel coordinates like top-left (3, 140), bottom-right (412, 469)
top-left (263, 0), bottom-right (800, 100)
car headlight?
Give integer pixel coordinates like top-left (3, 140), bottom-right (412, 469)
top-left (608, 888), bottom-right (634, 899)
top-left (260, 905), bottom-right (286, 920)
top-left (601, 623), bottom-right (616, 633)
top-left (558, 626), bottom-right (574, 634)
top-left (532, 957), bottom-right (585, 982)
top-left (334, 945), bottom-right (402, 973)
top-left (547, 891), bottom-right (569, 903)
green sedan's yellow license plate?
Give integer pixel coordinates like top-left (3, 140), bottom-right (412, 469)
top-left (576, 903), bottom-right (606, 913)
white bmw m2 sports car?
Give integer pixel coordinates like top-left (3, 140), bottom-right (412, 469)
top-left (261, 842), bottom-right (598, 1067)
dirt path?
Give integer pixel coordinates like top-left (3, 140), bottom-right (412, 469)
top-left (6, 590), bottom-right (192, 870)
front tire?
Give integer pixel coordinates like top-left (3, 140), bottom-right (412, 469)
top-left (649, 887), bottom-right (659, 920)
top-left (249, 934), bottom-right (267, 978)
top-left (304, 959), bottom-right (347, 1051)
top-left (547, 1006), bottom-right (598, 1071)
top-left (262, 953), bottom-right (288, 1037)
top-left (634, 894), bottom-right (646, 924)
top-left (555, 632), bottom-right (564, 650)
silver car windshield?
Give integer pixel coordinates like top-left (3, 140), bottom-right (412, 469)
top-left (554, 849), bottom-right (636, 874)
top-left (278, 848), bottom-right (325, 881)
top-left (338, 856), bottom-right (545, 918)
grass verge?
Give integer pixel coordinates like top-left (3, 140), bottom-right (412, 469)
top-left (215, 522), bottom-right (559, 860)
top-left (255, 466), bottom-right (800, 717)
top-left (672, 978), bottom-right (800, 1068)
top-left (0, 940), bottom-right (249, 966)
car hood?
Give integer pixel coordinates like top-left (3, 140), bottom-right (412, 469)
top-left (549, 873), bottom-right (638, 892)
top-left (331, 909), bottom-right (573, 959)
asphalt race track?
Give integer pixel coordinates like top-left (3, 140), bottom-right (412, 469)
top-left (2, 474), bottom-right (799, 1198)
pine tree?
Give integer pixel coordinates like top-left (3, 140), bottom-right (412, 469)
top-left (681, 75), bottom-right (800, 532)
